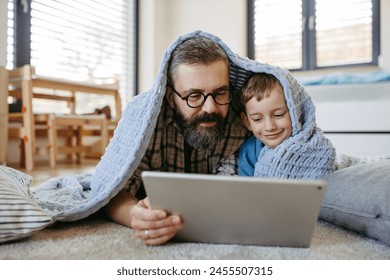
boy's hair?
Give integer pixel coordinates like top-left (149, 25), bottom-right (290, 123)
top-left (241, 73), bottom-right (282, 105)
top-left (167, 37), bottom-right (229, 83)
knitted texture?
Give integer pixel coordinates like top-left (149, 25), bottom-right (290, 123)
top-left (32, 30), bottom-right (335, 222)
top-left (253, 66), bottom-right (336, 180)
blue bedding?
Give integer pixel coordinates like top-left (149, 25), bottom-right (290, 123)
top-left (298, 70), bottom-right (390, 86)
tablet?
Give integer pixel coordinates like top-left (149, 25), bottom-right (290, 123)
top-left (142, 171), bottom-right (326, 247)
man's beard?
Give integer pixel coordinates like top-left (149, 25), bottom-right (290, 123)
top-left (173, 107), bottom-right (226, 150)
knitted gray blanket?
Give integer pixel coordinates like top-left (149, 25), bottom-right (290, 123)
top-left (32, 30), bottom-right (334, 222)
top-left (253, 68), bottom-right (336, 179)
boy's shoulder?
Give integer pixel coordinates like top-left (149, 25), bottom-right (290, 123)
top-left (242, 135), bottom-right (262, 149)
top-left (238, 135), bottom-right (263, 176)
top-left (239, 135), bottom-right (263, 161)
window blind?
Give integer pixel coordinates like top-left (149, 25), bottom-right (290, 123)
top-left (7, 0), bottom-right (137, 108)
top-left (251, 0), bottom-right (377, 70)
top-left (253, 0), bottom-right (303, 69)
top-left (315, 0), bottom-right (373, 66)
top-left (6, 0), bottom-right (14, 69)
top-left (31, 0), bottom-right (136, 106)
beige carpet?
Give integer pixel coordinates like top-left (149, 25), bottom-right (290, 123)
top-left (1, 215), bottom-right (389, 260)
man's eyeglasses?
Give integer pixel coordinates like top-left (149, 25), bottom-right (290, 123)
top-left (168, 84), bottom-right (232, 108)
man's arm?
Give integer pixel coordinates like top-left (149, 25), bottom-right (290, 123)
top-left (103, 190), bottom-right (139, 228)
top-left (103, 157), bottom-right (184, 245)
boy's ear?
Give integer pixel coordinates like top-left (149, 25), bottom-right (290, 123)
top-left (240, 112), bottom-right (252, 131)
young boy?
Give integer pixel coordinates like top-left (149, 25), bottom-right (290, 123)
top-left (238, 72), bottom-right (336, 179)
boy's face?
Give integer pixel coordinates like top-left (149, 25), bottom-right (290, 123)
top-left (241, 84), bottom-right (292, 148)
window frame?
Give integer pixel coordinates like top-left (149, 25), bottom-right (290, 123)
top-left (247, 0), bottom-right (381, 71)
top-left (11, 0), bottom-right (139, 96)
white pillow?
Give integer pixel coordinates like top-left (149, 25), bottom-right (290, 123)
top-left (0, 165), bottom-right (53, 243)
top-left (320, 160), bottom-right (390, 246)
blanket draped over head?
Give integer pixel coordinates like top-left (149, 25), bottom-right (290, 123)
top-left (253, 70), bottom-right (336, 180)
top-left (32, 30), bottom-right (335, 222)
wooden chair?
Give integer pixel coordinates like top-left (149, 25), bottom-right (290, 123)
top-left (47, 114), bottom-right (108, 168)
top-left (5, 65), bottom-right (121, 170)
top-left (8, 113), bottom-right (52, 168)
top-left (0, 67), bottom-right (9, 165)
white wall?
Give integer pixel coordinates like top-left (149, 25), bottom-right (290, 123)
top-left (307, 83), bottom-right (390, 156)
top-left (138, 0), bottom-right (247, 93)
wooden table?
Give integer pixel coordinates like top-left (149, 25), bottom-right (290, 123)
top-left (4, 65), bottom-right (122, 171)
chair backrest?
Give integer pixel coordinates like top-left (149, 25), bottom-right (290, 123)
top-left (0, 66), bottom-right (9, 164)
top-left (8, 65), bottom-right (35, 83)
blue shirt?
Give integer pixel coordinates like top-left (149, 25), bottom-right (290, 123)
top-left (238, 135), bottom-right (263, 176)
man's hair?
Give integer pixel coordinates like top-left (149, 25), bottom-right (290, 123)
top-left (167, 37), bottom-right (229, 83)
top-left (241, 73), bottom-right (282, 105)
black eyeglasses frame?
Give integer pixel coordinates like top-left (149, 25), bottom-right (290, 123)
top-left (168, 84), bottom-right (232, 108)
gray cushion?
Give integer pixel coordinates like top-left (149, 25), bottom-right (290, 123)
top-left (320, 160), bottom-right (390, 246)
top-left (0, 165), bottom-right (53, 243)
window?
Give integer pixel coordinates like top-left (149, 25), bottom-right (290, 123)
top-left (7, 0), bottom-right (138, 108)
top-left (6, 0), bottom-right (15, 69)
top-left (248, 0), bottom-right (380, 70)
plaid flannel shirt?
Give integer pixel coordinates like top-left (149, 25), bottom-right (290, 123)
top-left (123, 100), bottom-right (248, 198)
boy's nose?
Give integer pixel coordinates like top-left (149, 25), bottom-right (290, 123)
top-left (265, 118), bottom-right (276, 131)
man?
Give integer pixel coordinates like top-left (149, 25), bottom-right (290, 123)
top-left (103, 36), bottom-right (249, 245)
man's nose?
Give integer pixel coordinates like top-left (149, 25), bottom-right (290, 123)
top-left (201, 94), bottom-right (218, 113)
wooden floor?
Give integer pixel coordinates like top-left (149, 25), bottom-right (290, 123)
top-left (8, 159), bottom-right (99, 187)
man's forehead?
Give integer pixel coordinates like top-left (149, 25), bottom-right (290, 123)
top-left (175, 61), bottom-right (228, 73)
top-left (173, 61), bottom-right (229, 85)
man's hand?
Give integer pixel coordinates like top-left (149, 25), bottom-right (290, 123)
top-left (104, 191), bottom-right (183, 246)
top-left (131, 199), bottom-right (184, 245)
